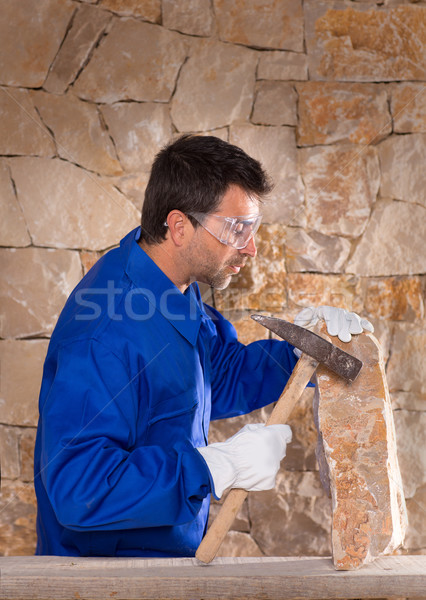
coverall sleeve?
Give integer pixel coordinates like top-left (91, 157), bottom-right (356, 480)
top-left (206, 306), bottom-right (299, 420)
top-left (38, 339), bottom-right (210, 531)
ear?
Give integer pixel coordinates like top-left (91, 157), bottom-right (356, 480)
top-left (165, 210), bottom-right (193, 247)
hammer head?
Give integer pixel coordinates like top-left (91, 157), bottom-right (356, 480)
top-left (251, 314), bottom-right (363, 382)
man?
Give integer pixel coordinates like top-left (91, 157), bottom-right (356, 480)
top-left (34, 134), bottom-right (372, 557)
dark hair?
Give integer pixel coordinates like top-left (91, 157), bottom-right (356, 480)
top-left (140, 134), bottom-right (273, 244)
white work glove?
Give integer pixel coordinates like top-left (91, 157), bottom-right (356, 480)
top-left (294, 306), bottom-right (374, 343)
top-left (197, 423), bottom-right (292, 499)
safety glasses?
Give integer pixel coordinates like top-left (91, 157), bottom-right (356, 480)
top-left (189, 212), bottom-right (262, 249)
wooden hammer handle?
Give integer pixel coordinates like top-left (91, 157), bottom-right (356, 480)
top-left (195, 352), bottom-right (319, 564)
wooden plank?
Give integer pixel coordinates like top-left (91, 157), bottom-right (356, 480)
top-left (1, 555), bottom-right (425, 600)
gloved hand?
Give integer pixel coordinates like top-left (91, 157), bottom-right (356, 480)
top-left (197, 423), bottom-right (292, 499)
top-left (294, 306), bottom-right (374, 343)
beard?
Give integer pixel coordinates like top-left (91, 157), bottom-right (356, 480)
top-left (200, 255), bottom-right (246, 290)
top-left (182, 229), bottom-right (248, 290)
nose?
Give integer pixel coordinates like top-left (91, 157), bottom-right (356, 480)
top-left (240, 235), bottom-right (257, 257)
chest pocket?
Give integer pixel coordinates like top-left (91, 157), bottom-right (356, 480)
top-left (146, 388), bottom-right (200, 445)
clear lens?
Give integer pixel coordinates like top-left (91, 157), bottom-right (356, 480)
top-left (190, 212), bottom-right (262, 249)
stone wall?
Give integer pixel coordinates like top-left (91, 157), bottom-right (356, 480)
top-left (0, 0), bottom-right (425, 558)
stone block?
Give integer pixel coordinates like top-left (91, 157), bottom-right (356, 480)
top-left (230, 124), bottom-right (304, 226)
top-left (249, 471), bottom-right (332, 556)
top-left (208, 498), bottom-right (250, 533)
top-left (285, 228), bottom-right (351, 274)
top-left (217, 531), bottom-right (264, 557)
top-left (391, 83), bottom-right (426, 134)
top-left (20, 428), bottom-right (37, 482)
top-left (305, 1), bottom-right (426, 81)
top-left (10, 157), bottom-right (140, 251)
top-left (0, 481), bottom-right (37, 556)
top-left (300, 144), bottom-right (380, 237)
top-left (80, 250), bottom-right (103, 276)
top-left (379, 134), bottom-right (426, 206)
top-left (112, 172), bottom-right (150, 212)
top-left (252, 82), bottom-right (297, 126)
top-left (314, 329), bottom-right (408, 569)
top-left (213, 0), bottom-right (304, 52)
top-left (43, 4), bottom-right (111, 94)
top-left (257, 51), bottom-right (308, 81)
top-left (171, 39), bottom-right (257, 132)
top-left (363, 277), bottom-right (424, 322)
top-left (284, 387), bottom-right (318, 472)
top-left (387, 322), bottom-right (426, 397)
top-left (287, 273), bottom-right (363, 314)
top-left (33, 92), bottom-right (122, 176)
top-left (0, 340), bottom-right (48, 426)
top-left (101, 102), bottom-right (172, 173)
top-left (404, 485), bottom-right (426, 552)
top-left (214, 224), bottom-right (286, 312)
top-left (296, 82), bottom-right (391, 146)
top-left (74, 19), bottom-right (187, 103)
top-left (0, 0), bottom-right (74, 87)
top-left (99, 0), bottom-right (161, 21)
top-left (0, 160), bottom-right (31, 247)
top-left (0, 249), bottom-right (81, 338)
top-left (163, 0), bottom-right (214, 36)
top-left (0, 87), bottom-right (55, 157)
top-left (391, 392), bottom-right (426, 413)
top-left (0, 426), bottom-right (20, 479)
top-left (347, 200), bottom-right (426, 276)
top-left (393, 410), bottom-right (426, 500)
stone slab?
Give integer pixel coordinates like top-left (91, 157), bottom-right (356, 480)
top-left (314, 328), bottom-right (408, 569)
top-left (43, 4), bottom-right (111, 94)
top-left (163, 0), bottom-right (214, 36)
top-left (305, 1), bottom-right (426, 81)
top-left (73, 19), bottom-right (187, 103)
top-left (99, 0), bottom-right (161, 22)
top-left (391, 83), bottom-right (426, 134)
top-left (287, 273), bottom-right (363, 315)
top-left (0, 0), bottom-right (74, 87)
top-left (101, 102), bottom-right (172, 173)
top-left (171, 39), bottom-right (257, 132)
top-left (0, 248), bottom-right (82, 338)
top-left (363, 277), bottom-right (424, 322)
top-left (296, 82), bottom-right (391, 146)
top-left (252, 82), bottom-right (297, 126)
top-left (10, 157), bottom-right (140, 251)
top-left (300, 144), bottom-right (380, 237)
top-left (346, 200), bottom-right (426, 276)
top-left (393, 409), bottom-right (426, 501)
top-left (285, 228), bottom-right (351, 274)
top-left (257, 51), bottom-right (308, 81)
top-left (230, 124), bottom-right (304, 226)
top-left (249, 471), bottom-right (332, 557)
top-left (387, 322), bottom-right (426, 397)
top-left (0, 340), bottom-right (49, 426)
top-left (33, 92), bottom-right (122, 176)
top-left (0, 87), bottom-right (55, 157)
top-left (213, 0), bottom-right (304, 52)
top-left (0, 481), bottom-right (37, 556)
top-left (0, 426), bottom-right (20, 479)
top-left (0, 160), bottom-right (31, 247)
top-left (379, 134), bottom-right (426, 207)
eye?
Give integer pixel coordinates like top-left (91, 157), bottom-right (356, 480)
top-left (234, 222), bottom-right (245, 235)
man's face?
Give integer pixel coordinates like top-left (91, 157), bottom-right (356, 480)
top-left (187, 184), bottom-right (260, 290)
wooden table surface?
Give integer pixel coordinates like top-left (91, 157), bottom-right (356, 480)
top-left (1, 554), bottom-right (425, 600)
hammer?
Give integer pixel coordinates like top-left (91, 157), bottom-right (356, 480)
top-left (195, 314), bottom-right (362, 564)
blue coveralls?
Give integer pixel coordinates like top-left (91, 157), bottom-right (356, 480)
top-left (34, 228), bottom-right (297, 556)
